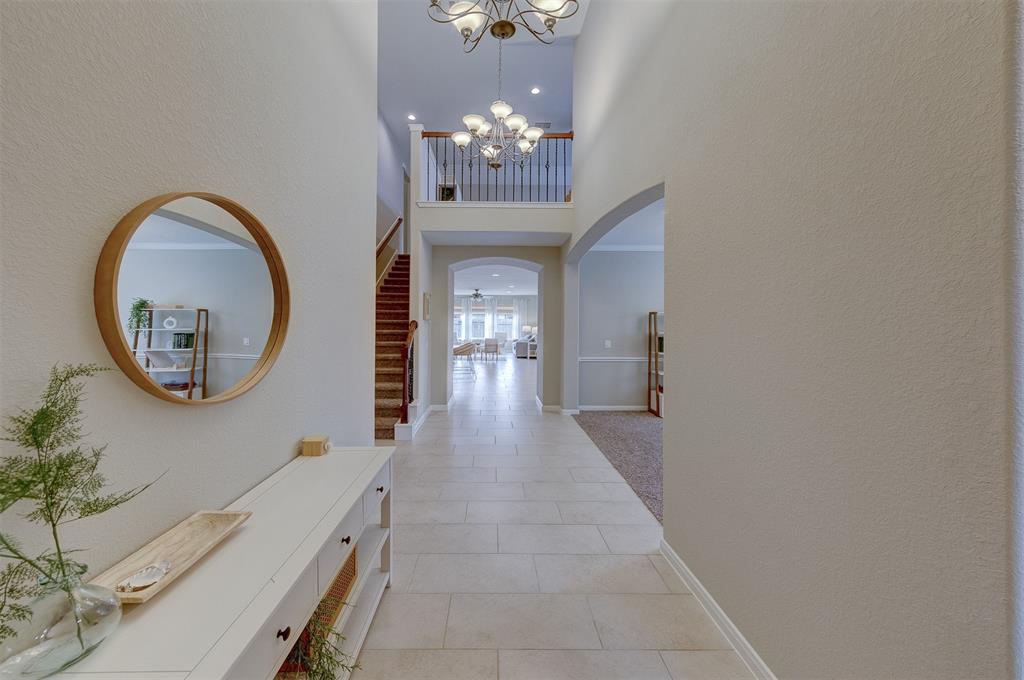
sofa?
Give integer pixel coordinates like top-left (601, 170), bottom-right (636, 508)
top-left (514, 335), bottom-right (537, 359)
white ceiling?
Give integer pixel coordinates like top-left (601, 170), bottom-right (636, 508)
top-left (593, 198), bottom-right (664, 249)
top-left (378, 1), bottom-right (587, 143)
top-left (454, 264), bottom-right (539, 295)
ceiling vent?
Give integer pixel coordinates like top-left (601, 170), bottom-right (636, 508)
top-left (534, 122), bottom-right (552, 129)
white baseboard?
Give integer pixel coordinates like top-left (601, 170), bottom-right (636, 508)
top-left (394, 407), bottom-right (430, 440)
top-left (578, 404), bottom-right (648, 411)
top-left (430, 394), bottom-right (456, 413)
top-left (660, 540), bottom-right (775, 680)
top-left (561, 408), bottom-right (580, 415)
top-left (542, 405), bottom-right (562, 413)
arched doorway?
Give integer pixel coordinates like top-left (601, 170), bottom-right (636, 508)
top-left (447, 257), bottom-right (544, 410)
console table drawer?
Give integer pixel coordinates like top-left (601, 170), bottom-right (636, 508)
top-left (317, 503), bottom-right (363, 594)
top-left (362, 461), bottom-right (390, 523)
top-left (227, 561), bottom-right (317, 680)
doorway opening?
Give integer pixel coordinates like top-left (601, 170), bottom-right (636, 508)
top-left (449, 261), bottom-right (541, 410)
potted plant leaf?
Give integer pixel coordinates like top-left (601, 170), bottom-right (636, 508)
top-left (0, 363), bottom-right (155, 678)
top-left (126, 298), bottom-right (153, 334)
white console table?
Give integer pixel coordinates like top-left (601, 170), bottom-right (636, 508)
top-left (57, 446), bottom-right (394, 680)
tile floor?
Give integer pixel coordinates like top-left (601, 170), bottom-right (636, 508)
top-left (356, 357), bottom-right (753, 680)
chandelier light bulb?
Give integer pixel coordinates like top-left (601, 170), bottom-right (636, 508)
top-left (490, 99), bottom-right (514, 120)
top-left (476, 121), bottom-right (493, 137)
top-left (481, 146), bottom-right (497, 159)
top-left (451, 131), bottom-right (473, 148)
top-left (449, 1), bottom-right (485, 38)
top-left (462, 114), bottom-right (486, 133)
top-left (523, 126), bottom-right (544, 143)
top-left (504, 113), bottom-right (528, 133)
top-left (516, 139), bottom-right (533, 154)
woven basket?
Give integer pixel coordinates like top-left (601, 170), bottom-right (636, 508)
top-left (277, 547), bottom-right (357, 676)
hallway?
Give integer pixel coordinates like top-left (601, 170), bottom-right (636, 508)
top-left (356, 357), bottom-right (754, 679)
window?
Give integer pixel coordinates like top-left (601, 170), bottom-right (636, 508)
top-left (471, 313), bottom-right (485, 339)
top-left (495, 304), bottom-right (514, 337)
top-left (453, 309), bottom-right (464, 342)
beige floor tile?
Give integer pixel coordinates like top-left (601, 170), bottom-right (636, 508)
top-left (659, 651), bottom-right (753, 679)
top-left (598, 525), bottom-right (663, 554)
top-left (394, 501), bottom-right (467, 524)
top-left (558, 501), bottom-right (659, 525)
top-left (353, 650), bottom-right (497, 680)
top-left (648, 555), bottom-right (690, 593)
top-left (517, 443), bottom-right (603, 456)
top-left (389, 553), bottom-right (418, 593)
top-left (498, 524), bottom-right (609, 554)
top-left (395, 523), bottom-right (497, 554)
top-left (410, 554), bottom-right (539, 593)
top-left (397, 455), bottom-right (475, 469)
top-left (422, 437), bottom-right (498, 446)
top-left (524, 482), bottom-right (612, 501)
top-left (393, 482), bottom-right (443, 500)
top-left (498, 467), bottom-right (575, 482)
top-left (439, 482), bottom-right (525, 501)
top-left (453, 444), bottom-right (518, 456)
top-left (445, 594), bottom-right (602, 649)
top-left (362, 592), bottom-right (451, 649)
top-left (476, 454), bottom-right (611, 468)
top-left (466, 500), bottom-right (562, 524)
top-left (499, 650), bottom-right (671, 680)
top-left (570, 468), bottom-right (625, 483)
top-left (535, 555), bottom-right (670, 593)
top-left (603, 483), bottom-right (639, 501)
top-left (404, 467), bottom-right (497, 483)
top-left (588, 594), bottom-right (731, 650)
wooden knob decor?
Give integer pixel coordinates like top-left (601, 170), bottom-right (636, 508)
top-left (301, 435), bottom-right (330, 457)
top-left (276, 626), bottom-right (291, 642)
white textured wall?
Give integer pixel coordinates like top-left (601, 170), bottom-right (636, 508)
top-left (1, 1), bottom-right (377, 573)
top-left (574, 1), bottom-right (1013, 677)
top-left (377, 112), bottom-right (405, 240)
top-left (578, 251), bottom-right (663, 408)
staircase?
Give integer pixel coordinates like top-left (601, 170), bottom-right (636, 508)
top-left (374, 253), bottom-right (411, 440)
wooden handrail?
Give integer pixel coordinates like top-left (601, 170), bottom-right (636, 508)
top-left (404, 320), bottom-right (418, 347)
top-left (421, 130), bottom-right (574, 139)
top-left (375, 217), bottom-right (403, 258)
top-left (400, 320), bottom-right (419, 424)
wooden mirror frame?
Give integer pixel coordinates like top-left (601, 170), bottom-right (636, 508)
top-left (94, 192), bottom-right (290, 405)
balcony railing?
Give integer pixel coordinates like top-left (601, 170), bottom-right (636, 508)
top-left (421, 131), bottom-right (572, 203)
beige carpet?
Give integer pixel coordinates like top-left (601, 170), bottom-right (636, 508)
top-left (572, 411), bottom-right (663, 522)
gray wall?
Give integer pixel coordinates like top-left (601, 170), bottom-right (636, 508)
top-left (578, 251), bottom-right (663, 408)
top-left (117, 248), bottom-right (273, 395)
top-left (1, 1), bottom-right (377, 574)
top-left (574, 1), bottom-right (1013, 677)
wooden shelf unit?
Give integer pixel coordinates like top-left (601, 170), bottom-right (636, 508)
top-left (647, 311), bottom-right (664, 418)
top-left (131, 307), bottom-right (209, 399)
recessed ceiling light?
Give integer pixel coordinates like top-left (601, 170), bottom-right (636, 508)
top-left (407, 114), bottom-right (417, 120)
top-left (508, 284), bottom-right (515, 288)
top-left (530, 87), bottom-right (541, 95)
top-left (491, 274), bottom-right (500, 277)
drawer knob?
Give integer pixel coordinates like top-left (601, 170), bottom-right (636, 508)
top-left (276, 626), bottom-right (291, 642)
top-left (376, 486), bottom-right (385, 493)
top-left (340, 535), bottom-right (352, 545)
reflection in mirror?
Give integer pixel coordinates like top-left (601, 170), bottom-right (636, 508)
top-left (115, 198), bottom-right (273, 400)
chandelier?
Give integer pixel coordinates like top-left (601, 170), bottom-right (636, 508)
top-left (471, 289), bottom-right (485, 301)
top-left (451, 40), bottom-right (544, 170)
top-left (428, 0), bottom-right (579, 53)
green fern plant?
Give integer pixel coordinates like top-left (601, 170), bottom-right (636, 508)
top-left (280, 600), bottom-right (358, 680)
top-left (126, 298), bottom-right (153, 334)
top-left (0, 363), bottom-right (155, 644)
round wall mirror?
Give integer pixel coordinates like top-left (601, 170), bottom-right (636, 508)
top-left (95, 192), bottom-right (289, 404)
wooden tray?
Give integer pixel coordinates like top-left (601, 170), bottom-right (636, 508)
top-left (91, 510), bottom-right (252, 604)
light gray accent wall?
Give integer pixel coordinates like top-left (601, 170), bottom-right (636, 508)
top-left (117, 248), bottom-right (273, 395)
top-left (377, 111), bottom-right (404, 241)
top-left (1, 1), bottom-right (377, 574)
top-left (573, 2), bottom-right (1012, 677)
top-left (578, 251), bottom-right (663, 407)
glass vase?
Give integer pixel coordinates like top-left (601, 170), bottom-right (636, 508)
top-left (0, 580), bottom-right (121, 679)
